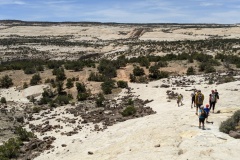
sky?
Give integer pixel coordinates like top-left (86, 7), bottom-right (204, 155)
top-left (0, 0), bottom-right (240, 24)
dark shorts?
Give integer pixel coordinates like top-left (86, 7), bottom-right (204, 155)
top-left (196, 104), bottom-right (202, 108)
top-left (199, 118), bottom-right (205, 123)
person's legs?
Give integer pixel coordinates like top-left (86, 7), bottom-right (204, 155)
top-left (196, 104), bottom-right (200, 115)
top-left (209, 102), bottom-right (213, 111)
top-left (212, 102), bottom-right (216, 113)
top-left (202, 120), bottom-right (205, 130)
top-left (199, 118), bottom-right (201, 128)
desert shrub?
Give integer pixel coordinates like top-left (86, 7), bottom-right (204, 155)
top-left (96, 93), bottom-right (105, 107)
top-left (23, 82), bottom-right (28, 89)
top-left (76, 82), bottom-right (87, 93)
top-left (15, 126), bottom-right (35, 141)
top-left (138, 76), bottom-right (148, 83)
top-left (208, 77), bottom-right (214, 84)
top-left (223, 76), bottom-right (235, 83)
top-left (198, 63), bottom-right (216, 73)
top-left (0, 75), bottom-right (13, 88)
top-left (219, 110), bottom-right (240, 134)
top-left (133, 66), bottom-right (145, 76)
top-left (1, 97), bottom-right (6, 103)
top-left (232, 110), bottom-right (240, 124)
top-left (158, 71), bottom-right (169, 79)
top-left (55, 95), bottom-right (70, 105)
top-left (53, 68), bottom-right (66, 81)
top-left (117, 80), bottom-right (128, 88)
top-left (98, 59), bottom-right (117, 78)
top-left (130, 74), bottom-right (136, 82)
top-left (204, 65), bottom-right (216, 73)
top-left (187, 66), bottom-right (195, 75)
top-left (23, 67), bottom-right (36, 74)
top-left (149, 65), bottom-right (160, 80)
top-left (101, 79), bottom-right (115, 94)
top-left (88, 72), bottom-right (106, 82)
top-left (36, 65), bottom-right (44, 71)
top-left (157, 61), bottom-right (168, 67)
top-left (127, 99), bottom-right (134, 105)
top-left (30, 74), bottom-right (41, 86)
top-left (66, 78), bottom-right (74, 89)
top-left (32, 106), bottom-right (41, 113)
top-left (77, 92), bottom-right (89, 101)
top-left (219, 118), bottom-right (235, 134)
top-left (0, 138), bottom-right (22, 159)
top-left (121, 106), bottom-right (136, 117)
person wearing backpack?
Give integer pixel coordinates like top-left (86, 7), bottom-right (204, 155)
top-left (204, 104), bottom-right (210, 121)
top-left (195, 90), bottom-right (204, 115)
top-left (177, 94), bottom-right (183, 107)
top-left (199, 105), bottom-right (207, 130)
top-left (215, 89), bottom-right (219, 102)
top-left (191, 90), bottom-right (196, 108)
top-left (209, 90), bottom-right (217, 113)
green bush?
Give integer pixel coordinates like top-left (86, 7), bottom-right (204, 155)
top-left (232, 110), bottom-right (240, 124)
top-left (77, 92), bottom-right (89, 101)
top-left (101, 79), bottom-right (115, 94)
top-left (219, 118), bottom-right (235, 134)
top-left (117, 80), bottom-right (128, 88)
top-left (23, 67), bottom-right (36, 74)
top-left (223, 76), bottom-right (235, 83)
top-left (121, 106), bottom-right (136, 117)
top-left (23, 82), bottom-right (28, 89)
top-left (133, 66), bottom-right (145, 76)
top-left (15, 126), bottom-right (35, 141)
top-left (55, 95), bottom-right (69, 105)
top-left (127, 99), bottom-right (134, 105)
top-left (30, 74), bottom-right (41, 86)
top-left (1, 97), bottom-right (6, 103)
top-left (186, 66), bottom-right (195, 75)
top-left (66, 78), bottom-right (74, 89)
top-left (96, 93), bottom-right (105, 107)
top-left (219, 110), bottom-right (240, 134)
top-left (0, 138), bottom-right (22, 159)
top-left (32, 106), bottom-right (41, 113)
top-left (0, 75), bottom-right (13, 88)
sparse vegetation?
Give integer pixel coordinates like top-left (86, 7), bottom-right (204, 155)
top-left (219, 110), bottom-right (240, 134)
top-left (121, 106), bottom-right (136, 117)
top-left (0, 75), bottom-right (13, 88)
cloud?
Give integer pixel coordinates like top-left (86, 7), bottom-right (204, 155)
top-left (0, 0), bottom-right (26, 5)
top-left (200, 2), bottom-right (223, 7)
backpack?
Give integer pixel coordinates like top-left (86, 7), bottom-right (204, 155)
top-left (198, 93), bottom-right (203, 103)
top-left (201, 109), bottom-right (207, 118)
top-left (210, 94), bottom-right (216, 102)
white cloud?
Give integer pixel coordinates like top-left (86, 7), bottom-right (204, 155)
top-left (200, 2), bottom-right (223, 7)
top-left (0, 0), bottom-right (26, 5)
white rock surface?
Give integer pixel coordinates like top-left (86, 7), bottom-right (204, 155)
top-left (32, 76), bottom-right (240, 160)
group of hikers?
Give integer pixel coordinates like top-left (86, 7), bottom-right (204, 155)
top-left (177, 89), bottom-right (220, 130)
top-left (191, 89), bottom-right (219, 129)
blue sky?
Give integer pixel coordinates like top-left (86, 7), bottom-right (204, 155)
top-left (0, 0), bottom-right (239, 23)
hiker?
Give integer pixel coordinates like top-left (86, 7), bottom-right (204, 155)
top-left (177, 94), bottom-right (183, 107)
top-left (199, 105), bottom-right (207, 130)
top-left (195, 90), bottom-right (204, 115)
top-left (209, 90), bottom-right (217, 113)
top-left (191, 90), bottom-right (196, 108)
top-left (215, 89), bottom-right (219, 102)
top-left (204, 104), bottom-right (210, 122)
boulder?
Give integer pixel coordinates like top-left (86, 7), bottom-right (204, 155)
top-left (229, 131), bottom-right (240, 139)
